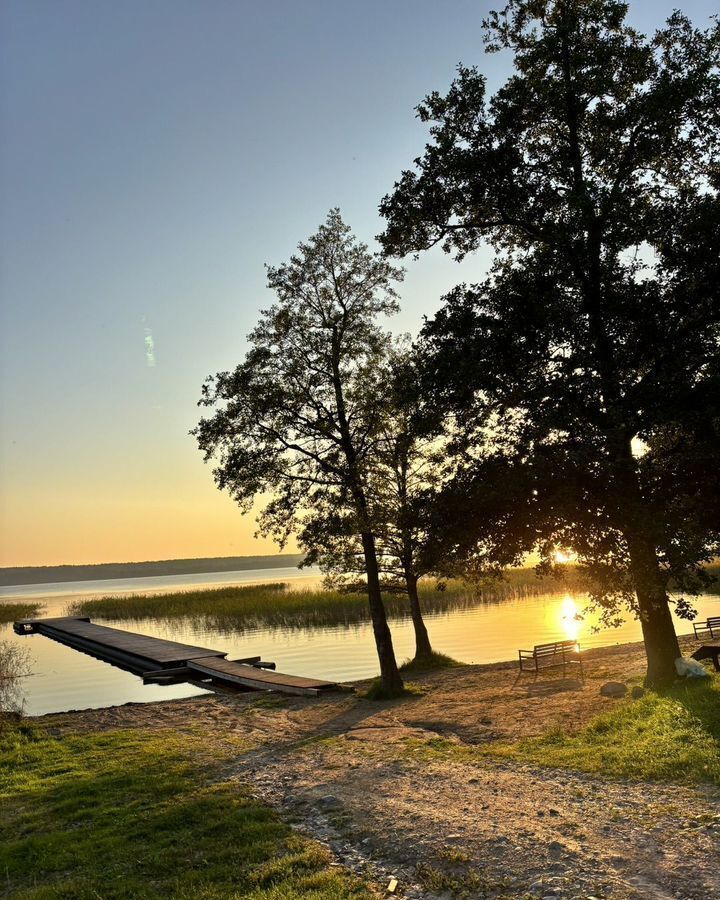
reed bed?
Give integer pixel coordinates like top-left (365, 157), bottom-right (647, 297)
top-left (0, 602), bottom-right (43, 625)
top-left (69, 568), bottom-right (582, 632)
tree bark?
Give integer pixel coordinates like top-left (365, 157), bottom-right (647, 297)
top-left (614, 436), bottom-right (680, 688)
top-left (624, 528), bottom-right (681, 688)
top-left (361, 531), bottom-right (405, 693)
top-left (405, 571), bottom-right (433, 660)
top-left (329, 332), bottom-right (403, 695)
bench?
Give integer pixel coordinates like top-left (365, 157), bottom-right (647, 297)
top-left (518, 640), bottom-right (583, 675)
top-left (693, 616), bottom-right (720, 640)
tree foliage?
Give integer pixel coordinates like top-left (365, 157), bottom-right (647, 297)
top-left (380, 0), bottom-right (720, 686)
top-left (194, 210), bottom-right (406, 692)
top-left (311, 346), bottom-right (451, 659)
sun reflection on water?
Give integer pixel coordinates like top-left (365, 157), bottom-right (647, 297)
top-left (560, 594), bottom-right (583, 642)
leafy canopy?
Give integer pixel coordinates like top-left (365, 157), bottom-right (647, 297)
top-left (194, 209), bottom-right (404, 554)
top-left (380, 0), bottom-right (720, 619)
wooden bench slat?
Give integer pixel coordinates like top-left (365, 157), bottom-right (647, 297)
top-left (518, 639), bottom-right (582, 675)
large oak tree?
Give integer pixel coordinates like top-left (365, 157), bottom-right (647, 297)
top-left (380, 0), bottom-right (720, 686)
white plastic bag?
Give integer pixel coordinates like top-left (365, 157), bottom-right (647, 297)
top-left (675, 656), bottom-right (710, 678)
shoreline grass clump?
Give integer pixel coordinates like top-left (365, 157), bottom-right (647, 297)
top-left (400, 652), bottom-right (464, 674)
top-left (0, 723), bottom-right (372, 898)
top-left (0, 601), bottom-right (43, 625)
top-left (0, 641), bottom-right (31, 720)
top-left (362, 677), bottom-right (424, 701)
top-left (69, 568), bottom-right (590, 632)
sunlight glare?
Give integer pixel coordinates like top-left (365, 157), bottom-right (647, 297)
top-left (560, 594), bottom-right (582, 642)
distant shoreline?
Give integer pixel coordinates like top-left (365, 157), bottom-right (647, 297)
top-left (0, 554), bottom-right (305, 586)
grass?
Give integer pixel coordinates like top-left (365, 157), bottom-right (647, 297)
top-left (69, 568), bottom-right (583, 631)
top-left (0, 723), bottom-right (372, 899)
top-left (408, 674), bottom-right (720, 786)
top-left (399, 652), bottom-right (464, 674)
top-left (1, 641), bottom-right (31, 718)
top-left (494, 676), bottom-right (720, 783)
top-left (0, 601), bottom-right (43, 624)
top-left (362, 678), bottom-right (425, 701)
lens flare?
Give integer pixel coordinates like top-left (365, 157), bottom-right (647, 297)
top-left (144, 327), bottom-right (156, 367)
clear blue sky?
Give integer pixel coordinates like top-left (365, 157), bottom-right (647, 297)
top-left (1, 0), bottom-right (715, 566)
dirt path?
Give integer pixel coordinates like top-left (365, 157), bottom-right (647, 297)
top-left (40, 637), bottom-right (720, 899)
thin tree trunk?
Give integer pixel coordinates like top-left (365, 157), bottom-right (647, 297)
top-left (405, 571), bottom-right (433, 660)
top-left (329, 333), bottom-right (403, 695)
top-left (361, 531), bottom-right (404, 693)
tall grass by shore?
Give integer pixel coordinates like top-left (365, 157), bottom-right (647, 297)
top-left (69, 568), bottom-right (587, 631)
top-left (67, 563), bottom-right (719, 632)
top-left (0, 602), bottom-right (43, 625)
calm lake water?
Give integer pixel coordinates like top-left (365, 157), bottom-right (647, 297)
top-left (1, 566), bottom-right (717, 716)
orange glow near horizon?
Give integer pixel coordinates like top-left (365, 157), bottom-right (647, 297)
top-left (554, 548), bottom-right (576, 565)
top-left (0, 471), bottom-right (292, 568)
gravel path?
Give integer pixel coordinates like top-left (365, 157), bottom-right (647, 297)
top-left (41, 637), bottom-right (720, 899)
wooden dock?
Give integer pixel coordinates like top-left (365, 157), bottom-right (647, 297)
top-left (14, 616), bottom-right (338, 696)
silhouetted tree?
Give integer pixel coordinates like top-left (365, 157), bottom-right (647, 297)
top-left (380, 0), bottom-right (720, 686)
top-left (309, 346), bottom-right (448, 661)
top-left (194, 210), bottom-right (405, 694)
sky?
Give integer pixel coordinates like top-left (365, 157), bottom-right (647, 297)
top-left (1, 0), bottom-right (716, 567)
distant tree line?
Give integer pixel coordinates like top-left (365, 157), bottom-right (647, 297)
top-left (196, 0), bottom-right (719, 693)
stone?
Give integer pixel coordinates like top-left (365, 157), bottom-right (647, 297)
top-left (317, 795), bottom-right (341, 810)
top-left (600, 681), bottom-right (628, 698)
top-left (631, 685), bottom-right (645, 699)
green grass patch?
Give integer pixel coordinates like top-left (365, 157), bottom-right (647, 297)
top-left (362, 678), bottom-right (424, 701)
top-left (406, 675), bottom-right (720, 785)
top-left (0, 601), bottom-right (43, 624)
top-left (0, 724), bottom-right (372, 899)
top-left (68, 568), bottom-right (583, 631)
top-left (399, 652), bottom-right (464, 674)
top-left (495, 677), bottom-right (720, 784)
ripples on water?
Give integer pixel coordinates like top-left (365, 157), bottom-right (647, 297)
top-left (0, 567), bottom-right (717, 716)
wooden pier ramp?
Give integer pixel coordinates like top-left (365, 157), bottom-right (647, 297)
top-left (14, 616), bottom-right (338, 697)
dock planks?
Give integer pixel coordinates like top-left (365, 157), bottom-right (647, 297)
top-left (187, 657), bottom-right (335, 696)
top-left (15, 616), bottom-right (224, 673)
top-left (14, 616), bottom-right (338, 696)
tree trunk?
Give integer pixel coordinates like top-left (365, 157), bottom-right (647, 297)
top-left (614, 436), bottom-right (680, 688)
top-left (328, 340), bottom-right (403, 696)
top-left (624, 528), bottom-right (680, 689)
top-left (405, 572), bottom-right (433, 660)
top-left (361, 531), bottom-right (405, 694)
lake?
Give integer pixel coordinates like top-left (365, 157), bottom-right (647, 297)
top-left (1, 567), bottom-right (717, 716)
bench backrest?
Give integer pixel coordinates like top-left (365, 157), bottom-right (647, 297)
top-left (534, 640), bottom-right (579, 656)
top-left (707, 617), bottom-right (720, 627)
